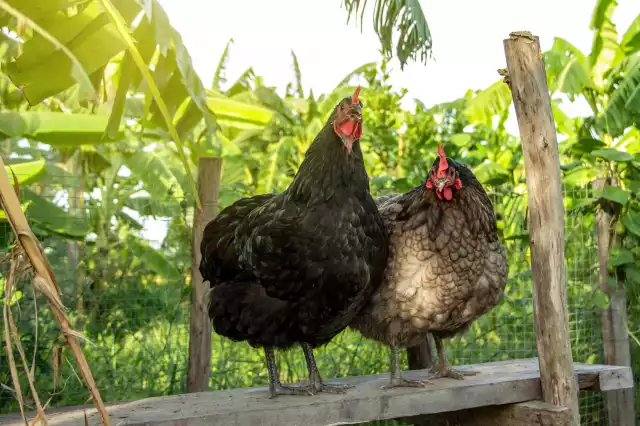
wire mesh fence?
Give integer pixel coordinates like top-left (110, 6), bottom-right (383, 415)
top-left (0, 177), bottom-right (608, 424)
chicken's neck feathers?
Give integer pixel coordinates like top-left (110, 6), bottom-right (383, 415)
top-left (390, 183), bottom-right (499, 241)
top-left (286, 125), bottom-right (369, 204)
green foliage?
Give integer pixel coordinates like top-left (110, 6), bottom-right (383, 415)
top-left (0, 0), bottom-right (102, 102)
top-left (22, 188), bottom-right (89, 239)
top-left (342, 0), bottom-right (432, 69)
top-left (591, 148), bottom-right (634, 162)
top-left (2, 1), bottom-right (639, 424)
top-left (0, 111), bottom-right (125, 145)
top-left (599, 184), bottom-right (630, 205)
top-left (3, 159), bottom-right (44, 184)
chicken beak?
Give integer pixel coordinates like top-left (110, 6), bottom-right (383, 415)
top-left (436, 179), bottom-right (447, 192)
top-left (349, 103), bottom-right (362, 121)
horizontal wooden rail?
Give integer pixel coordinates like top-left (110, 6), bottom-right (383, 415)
top-left (0, 358), bottom-right (632, 426)
top-left (404, 400), bottom-right (574, 426)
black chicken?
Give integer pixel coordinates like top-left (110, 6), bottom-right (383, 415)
top-left (200, 87), bottom-right (388, 398)
top-left (351, 144), bottom-right (508, 388)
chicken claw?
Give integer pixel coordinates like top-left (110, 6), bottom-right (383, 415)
top-left (269, 383), bottom-right (314, 398)
top-left (381, 346), bottom-right (433, 390)
top-left (381, 377), bottom-right (432, 390)
top-left (265, 347), bottom-right (315, 398)
top-left (427, 364), bottom-right (478, 380)
top-left (313, 382), bottom-right (354, 394)
top-left (302, 343), bottom-right (355, 395)
top-left (427, 336), bottom-right (478, 380)
top-left (277, 381), bottom-right (353, 396)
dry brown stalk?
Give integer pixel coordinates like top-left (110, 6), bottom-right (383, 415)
top-left (0, 156), bottom-right (112, 426)
top-left (5, 248), bottom-right (48, 425)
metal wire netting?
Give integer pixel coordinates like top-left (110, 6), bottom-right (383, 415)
top-left (0, 179), bottom-right (607, 424)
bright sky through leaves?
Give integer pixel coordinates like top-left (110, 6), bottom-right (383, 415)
top-left (159, 0), bottom-right (638, 119)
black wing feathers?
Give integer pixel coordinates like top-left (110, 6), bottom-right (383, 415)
top-left (200, 189), bottom-right (387, 348)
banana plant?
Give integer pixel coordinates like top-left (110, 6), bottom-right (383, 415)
top-left (464, 0), bottom-right (640, 156)
top-left (1, 0), bottom-right (436, 208)
top-left (341, 0), bottom-right (433, 69)
top-left (542, 1), bottom-right (640, 299)
top-left (0, 0), bottom-right (218, 203)
top-left (462, 0), bottom-right (640, 315)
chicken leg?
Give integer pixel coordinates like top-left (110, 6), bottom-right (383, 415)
top-left (427, 337), bottom-right (478, 380)
top-left (264, 346), bottom-right (313, 398)
top-left (381, 346), bottom-right (431, 389)
top-left (301, 343), bottom-right (354, 394)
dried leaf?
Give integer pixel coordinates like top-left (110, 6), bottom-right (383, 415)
top-left (52, 345), bottom-right (63, 393)
top-left (61, 328), bottom-right (94, 346)
top-left (28, 411), bottom-right (41, 426)
top-left (32, 275), bottom-right (64, 312)
top-left (30, 285), bottom-right (38, 378)
top-left (3, 254), bottom-right (27, 425)
top-left (9, 165), bottom-right (21, 201)
top-left (3, 302), bottom-right (27, 425)
top-left (0, 155), bottom-right (110, 426)
top-left (7, 258), bottom-right (48, 426)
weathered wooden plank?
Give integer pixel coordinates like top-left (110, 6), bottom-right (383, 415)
top-left (403, 400), bottom-right (573, 426)
top-left (593, 178), bottom-right (636, 426)
top-left (597, 363), bottom-right (634, 392)
top-left (186, 157), bottom-right (222, 393)
top-left (503, 31), bottom-right (580, 424)
top-left (0, 359), bottom-right (632, 426)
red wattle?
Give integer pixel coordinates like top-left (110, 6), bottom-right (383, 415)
top-left (444, 187), bottom-right (453, 200)
top-left (340, 120), bottom-right (355, 135)
top-left (353, 121), bottom-right (362, 139)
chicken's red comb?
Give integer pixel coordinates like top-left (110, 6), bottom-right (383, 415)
top-left (352, 86), bottom-right (360, 104)
top-left (437, 144), bottom-right (448, 173)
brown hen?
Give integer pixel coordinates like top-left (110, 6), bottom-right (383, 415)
top-left (351, 144), bottom-right (509, 388)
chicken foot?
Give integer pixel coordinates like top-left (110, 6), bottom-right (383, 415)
top-left (265, 346), bottom-right (313, 398)
top-left (427, 337), bottom-right (478, 380)
top-left (301, 343), bottom-right (354, 394)
top-left (381, 346), bottom-right (432, 389)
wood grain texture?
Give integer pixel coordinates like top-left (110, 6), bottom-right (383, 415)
top-left (186, 157), bottom-right (222, 393)
top-left (0, 359), bottom-right (631, 426)
top-left (503, 32), bottom-right (580, 424)
top-left (593, 178), bottom-right (636, 426)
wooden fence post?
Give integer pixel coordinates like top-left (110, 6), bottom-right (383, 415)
top-left (503, 31), bottom-right (580, 425)
top-left (593, 178), bottom-right (635, 426)
top-left (187, 157), bottom-right (222, 393)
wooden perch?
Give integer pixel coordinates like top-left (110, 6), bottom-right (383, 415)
top-left (503, 31), bottom-right (580, 424)
top-left (0, 359), bottom-right (632, 426)
top-left (404, 400), bottom-right (573, 426)
top-left (0, 156), bottom-right (111, 426)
